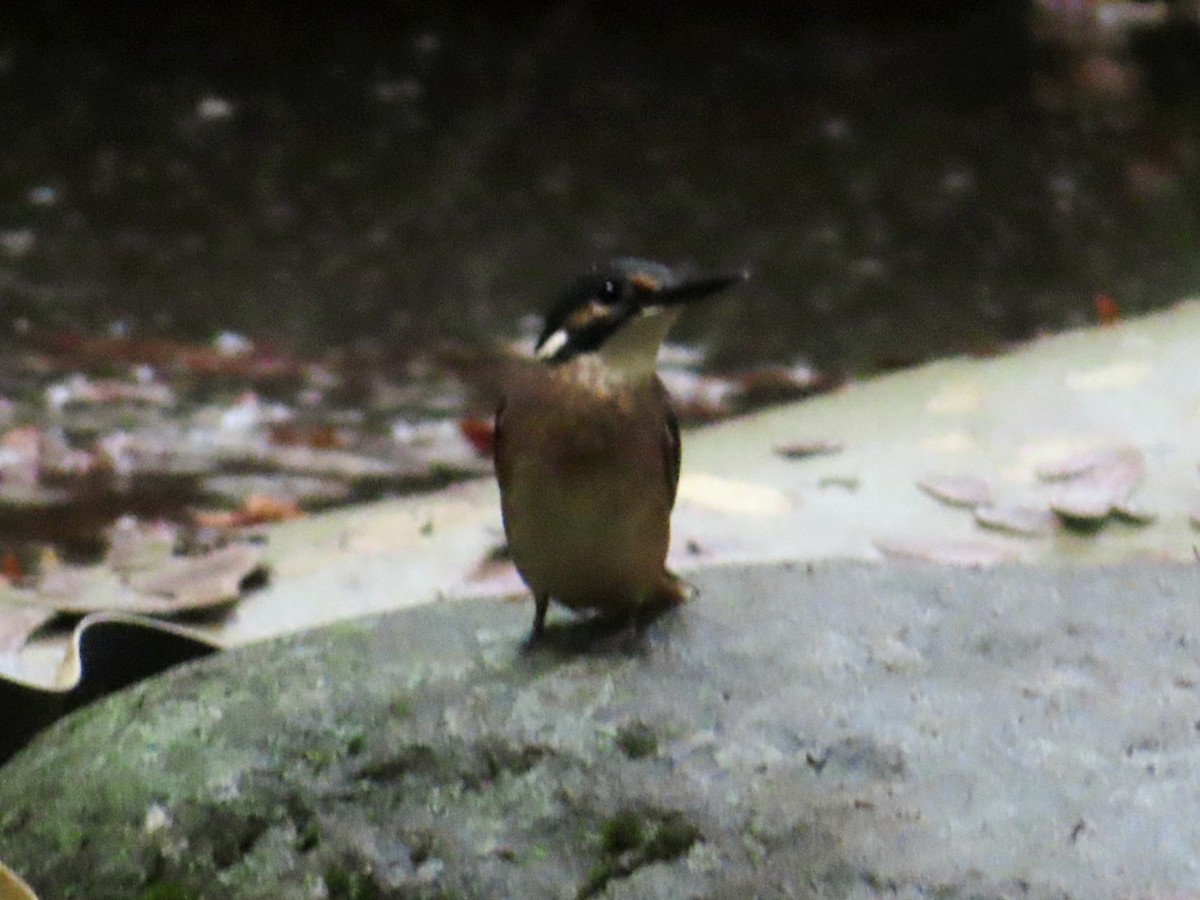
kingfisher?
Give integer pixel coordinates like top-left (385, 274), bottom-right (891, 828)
top-left (494, 258), bottom-right (745, 640)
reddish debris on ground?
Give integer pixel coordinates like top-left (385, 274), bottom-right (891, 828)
top-left (268, 422), bottom-right (346, 450)
top-left (2, 551), bottom-right (24, 583)
top-left (1094, 293), bottom-right (1120, 326)
top-left (32, 329), bottom-right (309, 382)
top-left (192, 494), bottom-right (304, 529)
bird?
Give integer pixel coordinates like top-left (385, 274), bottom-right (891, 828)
top-left (494, 258), bottom-right (745, 640)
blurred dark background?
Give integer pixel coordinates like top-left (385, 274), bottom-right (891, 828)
top-left (2, 0), bottom-right (1199, 373)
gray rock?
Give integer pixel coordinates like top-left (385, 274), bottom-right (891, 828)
top-left (1, 562), bottom-right (1198, 899)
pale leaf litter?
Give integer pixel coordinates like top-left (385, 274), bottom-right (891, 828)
top-left (0, 327), bottom-right (804, 690)
top-left (916, 445), bottom-right (1154, 542)
top-left (2, 301), bottom-right (1200, 755)
top-left (974, 503), bottom-right (1057, 537)
top-left (916, 473), bottom-right (993, 508)
top-left (0, 541), bottom-right (264, 657)
top-left (0, 332), bottom-right (810, 521)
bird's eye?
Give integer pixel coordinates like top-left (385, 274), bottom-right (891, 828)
top-left (600, 279), bottom-right (620, 303)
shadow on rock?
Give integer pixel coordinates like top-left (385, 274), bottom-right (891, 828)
top-left (519, 602), bottom-right (685, 658)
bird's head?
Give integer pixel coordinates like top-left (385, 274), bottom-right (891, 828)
top-left (535, 258), bottom-right (745, 376)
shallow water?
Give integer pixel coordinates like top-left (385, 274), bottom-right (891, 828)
top-left (1, 2), bottom-right (1198, 373)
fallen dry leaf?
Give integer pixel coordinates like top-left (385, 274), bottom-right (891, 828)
top-left (974, 503), bottom-right (1056, 537)
top-left (875, 537), bottom-right (1019, 567)
top-left (201, 474), bottom-right (350, 508)
top-left (127, 544), bottom-right (267, 610)
top-left (192, 493), bottom-right (304, 529)
top-left (1039, 446), bottom-right (1145, 522)
top-left (0, 605), bottom-right (56, 653)
top-left (240, 493), bottom-right (304, 523)
top-left (918, 474), bottom-right (992, 509)
top-left (267, 421), bottom-right (345, 450)
top-left (1035, 447), bottom-right (1119, 481)
top-left (818, 475), bottom-right (859, 491)
top-left (1111, 503), bottom-right (1156, 525)
top-left (775, 439), bottom-right (844, 460)
top-left (48, 611), bottom-right (221, 696)
top-left (37, 544), bottom-right (266, 615)
top-left (36, 565), bottom-right (139, 614)
top-left (105, 516), bottom-right (178, 575)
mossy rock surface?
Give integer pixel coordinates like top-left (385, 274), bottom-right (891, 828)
top-left (4, 561), bottom-right (1200, 898)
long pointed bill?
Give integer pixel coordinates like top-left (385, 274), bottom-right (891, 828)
top-left (653, 270), bottom-right (749, 306)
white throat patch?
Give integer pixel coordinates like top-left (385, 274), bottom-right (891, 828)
top-left (597, 306), bottom-right (680, 378)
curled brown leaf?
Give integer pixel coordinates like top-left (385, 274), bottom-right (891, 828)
top-left (127, 544), bottom-right (267, 610)
top-left (974, 504), bottom-right (1056, 537)
top-left (1040, 446), bottom-right (1145, 522)
top-left (918, 474), bottom-right (992, 509)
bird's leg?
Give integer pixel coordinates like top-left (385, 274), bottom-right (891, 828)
top-left (531, 593), bottom-right (550, 640)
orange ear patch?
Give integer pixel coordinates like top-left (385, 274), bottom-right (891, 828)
top-left (630, 273), bottom-right (661, 292)
top-left (566, 301), bottom-right (607, 331)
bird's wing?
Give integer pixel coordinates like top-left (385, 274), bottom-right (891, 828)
top-left (658, 378), bottom-right (682, 510)
top-left (492, 396), bottom-right (508, 489)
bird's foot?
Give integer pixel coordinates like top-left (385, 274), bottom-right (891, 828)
top-left (648, 570), bottom-right (695, 609)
